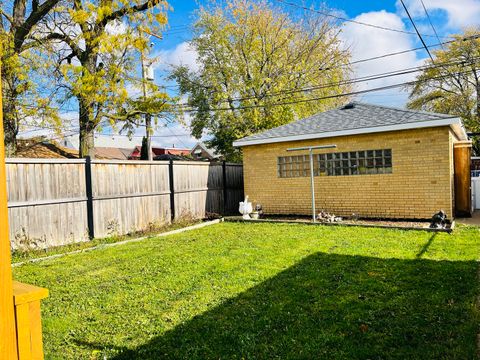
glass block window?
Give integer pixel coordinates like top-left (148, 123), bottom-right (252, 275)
top-left (278, 149), bottom-right (392, 178)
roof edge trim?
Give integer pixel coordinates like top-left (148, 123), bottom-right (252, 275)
top-left (233, 118), bottom-right (465, 147)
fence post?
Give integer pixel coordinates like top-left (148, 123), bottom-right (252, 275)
top-left (85, 156), bottom-right (95, 239)
top-left (222, 161), bottom-right (227, 215)
top-left (169, 159), bottom-right (175, 221)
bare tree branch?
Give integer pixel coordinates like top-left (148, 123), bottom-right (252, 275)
top-left (100, 0), bottom-right (163, 26)
top-left (13, 0), bottom-right (61, 52)
top-left (0, 8), bottom-right (13, 24)
top-left (23, 32), bottom-right (84, 59)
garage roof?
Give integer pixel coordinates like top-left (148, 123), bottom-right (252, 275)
top-left (233, 102), bottom-right (468, 147)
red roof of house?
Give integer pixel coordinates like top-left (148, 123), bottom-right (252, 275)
top-left (129, 146), bottom-right (191, 159)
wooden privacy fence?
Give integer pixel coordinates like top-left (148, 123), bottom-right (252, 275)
top-left (6, 158), bottom-right (243, 250)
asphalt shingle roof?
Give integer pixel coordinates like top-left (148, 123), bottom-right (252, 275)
top-left (234, 102), bottom-right (457, 146)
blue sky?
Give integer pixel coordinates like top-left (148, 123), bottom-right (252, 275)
top-left (160, 1), bottom-right (399, 49)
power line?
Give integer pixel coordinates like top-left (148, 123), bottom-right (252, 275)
top-left (164, 125), bottom-right (190, 148)
top-left (399, 0), bottom-right (435, 62)
top-left (325, 34), bottom-right (480, 70)
top-left (22, 127), bottom-right (191, 139)
top-left (419, 0), bottom-right (445, 49)
top-left (20, 120), bottom-right (193, 144)
top-left (23, 128), bottom-right (194, 151)
top-left (179, 67), bottom-right (479, 113)
top-left (167, 24), bottom-right (191, 30)
top-left (95, 132), bottom-right (191, 138)
top-left (11, 52), bottom-right (480, 116)
top-left (141, 32), bottom-right (478, 107)
top-left (175, 55), bottom-right (480, 108)
top-left (276, 0), bottom-right (452, 40)
top-left (401, 0), bottom-right (462, 90)
top-left (12, 54), bottom-right (480, 115)
top-left (170, 34), bottom-right (480, 108)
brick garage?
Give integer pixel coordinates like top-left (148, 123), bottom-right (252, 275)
top-left (233, 102), bottom-right (471, 219)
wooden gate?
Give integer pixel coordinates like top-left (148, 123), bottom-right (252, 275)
top-left (454, 141), bottom-right (472, 217)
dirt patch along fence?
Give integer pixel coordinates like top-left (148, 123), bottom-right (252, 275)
top-left (6, 158), bottom-right (243, 250)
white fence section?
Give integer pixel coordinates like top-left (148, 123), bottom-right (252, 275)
top-left (473, 177), bottom-right (480, 210)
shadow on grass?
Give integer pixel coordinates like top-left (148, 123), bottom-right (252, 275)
top-left (416, 233), bottom-right (437, 258)
top-left (89, 252), bottom-right (478, 359)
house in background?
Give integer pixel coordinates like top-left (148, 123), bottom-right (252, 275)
top-left (61, 134), bottom-right (192, 160)
top-left (16, 139), bottom-right (78, 158)
top-left (234, 102), bottom-right (471, 220)
top-left (128, 146), bottom-right (191, 160)
top-left (61, 134), bottom-right (138, 151)
top-left (93, 147), bottom-right (132, 160)
top-left (21, 134), bottom-right (195, 160)
top-left (472, 157), bottom-right (480, 176)
top-left (60, 134), bottom-right (138, 159)
top-left (190, 142), bottom-right (223, 161)
top-left (15, 139), bottom-right (131, 160)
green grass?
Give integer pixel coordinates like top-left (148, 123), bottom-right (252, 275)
top-left (11, 219), bottom-right (199, 264)
top-left (13, 223), bottom-right (480, 360)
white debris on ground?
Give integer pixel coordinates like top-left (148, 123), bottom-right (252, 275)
top-left (317, 210), bottom-right (342, 223)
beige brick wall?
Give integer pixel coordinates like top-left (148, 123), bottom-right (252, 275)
top-left (242, 126), bottom-right (455, 219)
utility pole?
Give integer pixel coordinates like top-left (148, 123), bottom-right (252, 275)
top-left (141, 44), bottom-right (154, 161)
top-left (0, 45), bottom-right (18, 359)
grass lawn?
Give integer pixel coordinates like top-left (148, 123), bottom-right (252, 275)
top-left (13, 222), bottom-right (480, 359)
top-left (11, 219), bottom-right (200, 264)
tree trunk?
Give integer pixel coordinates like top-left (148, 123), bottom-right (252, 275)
top-left (473, 81), bottom-right (480, 156)
top-left (78, 97), bottom-right (95, 158)
top-left (1, 0), bottom-right (62, 157)
top-left (140, 136), bottom-right (148, 160)
top-left (145, 113), bottom-right (152, 160)
top-left (2, 69), bottom-right (18, 157)
top-left (3, 104), bottom-right (18, 157)
top-left (476, 81), bottom-right (480, 125)
top-left (76, 50), bottom-right (100, 158)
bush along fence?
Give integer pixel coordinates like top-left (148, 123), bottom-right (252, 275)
top-left (6, 158), bottom-right (243, 250)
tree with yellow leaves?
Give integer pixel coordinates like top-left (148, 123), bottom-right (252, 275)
top-left (171, 0), bottom-right (351, 161)
top-left (407, 29), bottom-right (480, 154)
top-left (35, 0), bottom-right (174, 157)
top-left (1, 0), bottom-right (63, 155)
